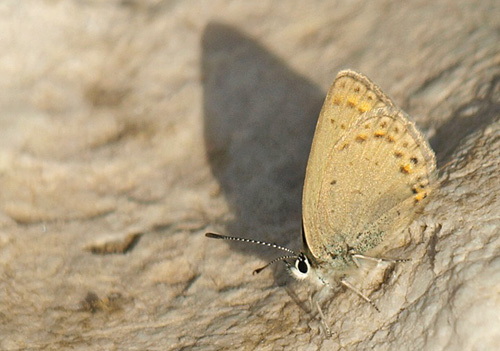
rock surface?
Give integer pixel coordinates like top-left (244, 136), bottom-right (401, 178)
top-left (1, 0), bottom-right (499, 350)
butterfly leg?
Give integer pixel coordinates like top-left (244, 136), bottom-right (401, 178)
top-left (309, 292), bottom-right (333, 338)
top-left (340, 278), bottom-right (380, 312)
top-left (351, 253), bottom-right (410, 269)
top-left (315, 299), bottom-right (333, 337)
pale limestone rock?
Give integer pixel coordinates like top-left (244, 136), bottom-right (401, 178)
top-left (0, 1), bottom-right (499, 350)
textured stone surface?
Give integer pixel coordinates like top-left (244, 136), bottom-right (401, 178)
top-left (0, 0), bottom-right (499, 350)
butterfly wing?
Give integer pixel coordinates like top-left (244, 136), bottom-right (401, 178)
top-left (302, 70), bottom-right (396, 261)
top-left (317, 108), bottom-right (436, 260)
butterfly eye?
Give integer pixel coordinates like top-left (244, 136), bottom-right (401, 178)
top-left (297, 259), bottom-right (308, 274)
top-left (289, 254), bottom-right (311, 281)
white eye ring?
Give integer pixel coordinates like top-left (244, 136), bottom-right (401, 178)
top-left (289, 254), bottom-right (311, 280)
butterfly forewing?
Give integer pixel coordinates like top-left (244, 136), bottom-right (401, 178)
top-left (302, 70), bottom-right (397, 260)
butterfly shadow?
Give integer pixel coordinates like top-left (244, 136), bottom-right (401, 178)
top-left (201, 23), bottom-right (324, 273)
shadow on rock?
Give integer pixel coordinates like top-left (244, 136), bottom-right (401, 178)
top-left (201, 23), bottom-right (324, 259)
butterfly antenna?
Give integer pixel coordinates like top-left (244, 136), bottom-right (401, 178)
top-left (206, 233), bottom-right (298, 255)
top-left (252, 254), bottom-right (297, 275)
top-left (205, 232), bottom-right (300, 274)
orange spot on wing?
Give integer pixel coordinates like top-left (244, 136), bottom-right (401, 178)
top-left (415, 192), bottom-right (427, 202)
top-left (347, 96), bottom-right (358, 107)
top-left (400, 164), bottom-right (412, 174)
top-left (357, 101), bottom-right (371, 113)
top-left (355, 133), bottom-right (368, 142)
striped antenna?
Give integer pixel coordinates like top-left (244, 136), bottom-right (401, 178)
top-left (252, 255), bottom-right (297, 275)
top-left (205, 233), bottom-right (298, 255)
top-left (205, 232), bottom-right (299, 274)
